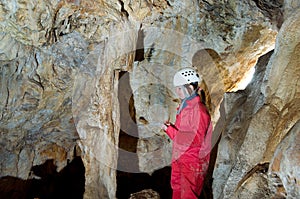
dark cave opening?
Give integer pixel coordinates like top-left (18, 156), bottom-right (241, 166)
top-left (116, 166), bottom-right (172, 199)
top-left (0, 156), bottom-right (85, 199)
top-left (134, 25), bottom-right (145, 62)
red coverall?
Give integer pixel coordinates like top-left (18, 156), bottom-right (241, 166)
top-left (165, 94), bottom-right (212, 199)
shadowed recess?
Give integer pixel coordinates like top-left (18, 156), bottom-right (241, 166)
top-left (0, 156), bottom-right (85, 199)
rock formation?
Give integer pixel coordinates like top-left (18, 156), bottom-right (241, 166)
top-left (0, 0), bottom-right (299, 198)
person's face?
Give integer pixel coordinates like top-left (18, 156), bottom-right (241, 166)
top-left (175, 86), bottom-right (186, 100)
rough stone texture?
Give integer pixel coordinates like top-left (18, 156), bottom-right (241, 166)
top-left (269, 120), bottom-right (300, 199)
top-left (213, 8), bottom-right (300, 199)
top-left (212, 49), bottom-right (273, 199)
top-left (0, 32), bottom-right (86, 176)
top-left (0, 0), bottom-right (300, 199)
top-left (129, 189), bottom-right (160, 199)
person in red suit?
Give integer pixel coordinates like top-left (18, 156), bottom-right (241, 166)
top-left (162, 68), bottom-right (213, 199)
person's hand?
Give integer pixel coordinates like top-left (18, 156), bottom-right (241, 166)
top-left (161, 121), bottom-right (170, 131)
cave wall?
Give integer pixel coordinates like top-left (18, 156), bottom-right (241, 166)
top-left (0, 0), bottom-right (299, 198)
top-left (213, 9), bottom-right (300, 199)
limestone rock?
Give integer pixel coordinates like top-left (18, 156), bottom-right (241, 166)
top-left (129, 189), bottom-right (160, 199)
top-left (1, 0), bottom-right (300, 199)
top-left (213, 50), bottom-right (273, 199)
top-left (269, 120), bottom-right (300, 198)
top-left (213, 9), bottom-right (300, 199)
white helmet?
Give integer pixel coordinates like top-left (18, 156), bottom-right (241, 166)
top-left (173, 68), bottom-right (201, 86)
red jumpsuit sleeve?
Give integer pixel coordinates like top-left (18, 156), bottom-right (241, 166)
top-left (165, 101), bottom-right (211, 147)
top-left (165, 104), bottom-right (203, 144)
top-left (165, 122), bottom-right (179, 140)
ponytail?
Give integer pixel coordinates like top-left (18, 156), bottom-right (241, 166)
top-left (200, 89), bottom-right (206, 105)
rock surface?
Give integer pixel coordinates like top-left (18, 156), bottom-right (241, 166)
top-left (0, 0), bottom-right (299, 199)
top-left (129, 189), bottom-right (160, 199)
top-left (213, 8), bottom-right (300, 199)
